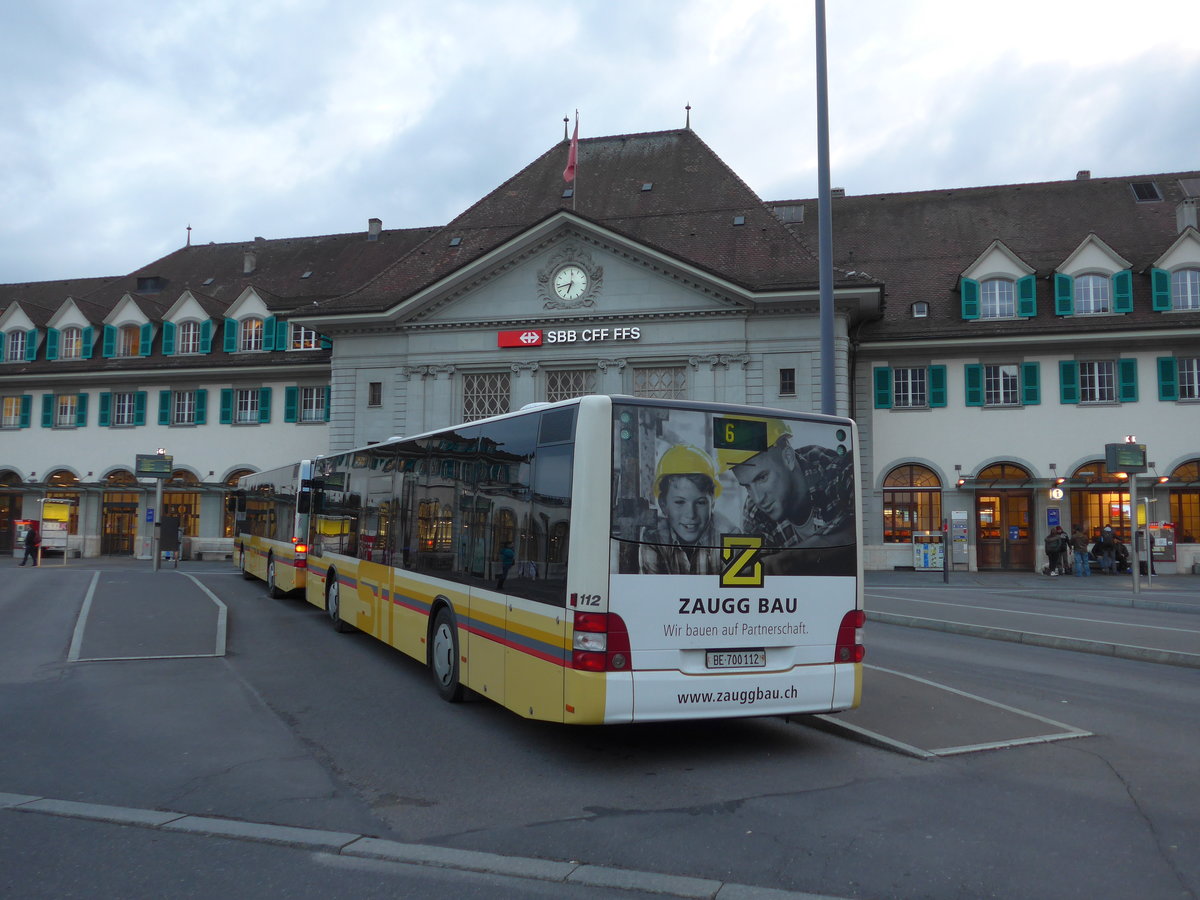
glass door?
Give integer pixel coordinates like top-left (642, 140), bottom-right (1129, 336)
top-left (976, 492), bottom-right (1034, 570)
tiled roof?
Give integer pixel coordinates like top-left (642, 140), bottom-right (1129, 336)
top-left (321, 129), bottom-right (824, 314)
top-left (0, 277), bottom-right (120, 326)
top-left (776, 171), bottom-right (1200, 341)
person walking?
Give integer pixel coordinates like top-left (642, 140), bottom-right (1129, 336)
top-left (1098, 523), bottom-right (1117, 574)
top-left (1043, 525), bottom-right (1067, 576)
top-left (19, 523), bottom-right (40, 567)
top-left (1070, 524), bottom-right (1091, 576)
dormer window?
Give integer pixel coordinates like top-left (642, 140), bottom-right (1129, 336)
top-left (980, 278), bottom-right (1015, 318)
top-left (290, 324), bottom-right (320, 351)
top-left (1173, 269), bottom-right (1200, 310)
top-left (911, 302), bottom-right (929, 318)
top-left (60, 327), bottom-right (82, 359)
top-left (118, 325), bottom-right (141, 357)
top-left (1074, 274), bottom-right (1111, 314)
top-left (5, 330), bottom-right (26, 362)
top-left (240, 317), bottom-right (264, 352)
top-left (177, 321), bottom-right (200, 354)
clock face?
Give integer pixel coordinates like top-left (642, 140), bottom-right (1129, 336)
top-left (553, 265), bottom-right (589, 301)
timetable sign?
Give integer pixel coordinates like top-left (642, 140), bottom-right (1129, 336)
top-left (135, 454), bottom-right (173, 478)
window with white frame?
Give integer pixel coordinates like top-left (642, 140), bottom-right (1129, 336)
top-left (177, 321), bottom-right (200, 354)
top-left (239, 317), bottom-right (264, 351)
top-left (112, 391), bottom-right (137, 426)
top-left (117, 325), bottom-right (141, 357)
top-left (60, 327), bottom-right (82, 359)
top-left (1078, 361), bottom-right (1116, 403)
top-left (980, 278), bottom-right (1016, 319)
top-left (55, 394), bottom-right (78, 427)
top-left (300, 386), bottom-right (326, 422)
top-left (173, 390), bottom-right (197, 425)
top-left (546, 369), bottom-right (596, 402)
top-left (892, 367), bottom-right (927, 408)
top-left (984, 364), bottom-right (1021, 406)
top-left (633, 365), bottom-right (687, 399)
top-left (1173, 268), bottom-right (1200, 311)
top-left (463, 373), bottom-right (510, 421)
top-left (290, 324), bottom-right (320, 350)
top-left (1179, 357), bottom-right (1200, 400)
top-left (2, 396), bottom-right (24, 427)
top-left (6, 331), bottom-right (26, 361)
top-left (235, 388), bottom-right (260, 423)
top-left (1075, 274), bottom-right (1111, 314)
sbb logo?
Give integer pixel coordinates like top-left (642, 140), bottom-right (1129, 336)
top-left (497, 330), bottom-right (543, 348)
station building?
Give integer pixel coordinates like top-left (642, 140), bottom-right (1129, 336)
top-left (2, 127), bottom-right (1198, 571)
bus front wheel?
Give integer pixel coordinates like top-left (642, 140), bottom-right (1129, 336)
top-left (430, 607), bottom-right (464, 702)
top-left (240, 546), bottom-right (254, 580)
top-left (267, 556), bottom-right (283, 598)
top-left (326, 573), bottom-right (352, 633)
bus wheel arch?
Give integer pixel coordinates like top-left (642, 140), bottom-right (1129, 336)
top-left (266, 554), bottom-right (283, 598)
top-left (428, 602), bottom-right (464, 703)
top-left (325, 568), bottom-right (352, 633)
top-left (240, 544), bottom-right (254, 580)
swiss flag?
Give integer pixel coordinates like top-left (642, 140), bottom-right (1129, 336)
top-left (563, 112), bottom-right (578, 183)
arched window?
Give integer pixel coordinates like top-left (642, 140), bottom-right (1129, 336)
top-left (980, 278), bottom-right (1015, 318)
top-left (104, 469), bottom-right (137, 485)
top-left (60, 327), bottom-right (83, 359)
top-left (1172, 268), bottom-right (1200, 311)
top-left (118, 324), bottom-right (141, 357)
top-left (240, 317), bottom-right (264, 351)
top-left (223, 469), bottom-right (255, 537)
top-left (177, 321), bottom-right (200, 354)
top-left (882, 464), bottom-right (942, 543)
top-left (1068, 461), bottom-right (1129, 542)
top-left (1075, 274), bottom-right (1111, 314)
top-left (1167, 460), bottom-right (1200, 543)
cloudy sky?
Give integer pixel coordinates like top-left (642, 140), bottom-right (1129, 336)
top-left (2, 0), bottom-right (1197, 284)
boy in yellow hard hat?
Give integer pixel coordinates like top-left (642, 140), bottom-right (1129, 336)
top-left (638, 444), bottom-right (733, 575)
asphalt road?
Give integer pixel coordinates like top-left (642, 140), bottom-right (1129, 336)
top-left (2, 560), bottom-right (1197, 899)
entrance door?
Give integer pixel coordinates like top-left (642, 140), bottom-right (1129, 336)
top-left (102, 492), bottom-right (139, 555)
top-left (976, 492), bottom-right (1034, 570)
top-left (0, 493), bottom-right (15, 555)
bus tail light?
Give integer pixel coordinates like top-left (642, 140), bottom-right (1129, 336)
top-left (835, 609), bottom-right (865, 663)
top-left (294, 542), bottom-right (308, 569)
top-left (571, 611), bottom-right (632, 672)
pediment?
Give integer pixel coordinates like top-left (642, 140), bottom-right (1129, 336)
top-left (163, 290), bottom-right (215, 323)
top-left (1153, 226), bottom-right (1200, 271)
top-left (0, 303), bottom-right (34, 331)
top-left (962, 240), bottom-right (1034, 280)
top-left (225, 287), bottom-right (270, 320)
top-left (1057, 233), bottom-right (1130, 276)
top-left (47, 297), bottom-right (93, 329)
top-left (104, 294), bottom-right (151, 327)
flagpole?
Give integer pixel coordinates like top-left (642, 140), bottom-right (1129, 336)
top-left (564, 111), bottom-right (579, 210)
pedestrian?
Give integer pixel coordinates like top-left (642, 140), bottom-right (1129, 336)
top-left (1098, 523), bottom-right (1117, 574)
top-left (19, 523), bottom-right (40, 567)
top-left (1043, 525), bottom-right (1067, 576)
top-left (496, 542), bottom-right (515, 590)
top-left (1070, 524), bottom-right (1091, 577)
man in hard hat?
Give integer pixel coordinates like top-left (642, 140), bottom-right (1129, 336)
top-left (724, 423), bottom-right (854, 554)
top-left (638, 444), bottom-right (733, 575)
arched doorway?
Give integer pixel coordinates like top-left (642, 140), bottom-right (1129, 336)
top-left (881, 464), bottom-right (943, 545)
top-left (222, 470), bottom-right (254, 537)
top-left (974, 462), bottom-right (1034, 570)
top-left (1068, 462), bottom-right (1129, 544)
top-left (102, 469), bottom-right (139, 555)
top-left (1166, 460), bottom-right (1200, 544)
top-left (0, 469), bottom-right (20, 555)
top-left (164, 470), bottom-right (201, 537)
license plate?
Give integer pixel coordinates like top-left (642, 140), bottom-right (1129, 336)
top-left (705, 649), bottom-right (766, 669)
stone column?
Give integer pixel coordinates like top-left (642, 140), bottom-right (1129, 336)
top-left (597, 358), bottom-right (627, 394)
top-left (510, 361), bottom-right (539, 410)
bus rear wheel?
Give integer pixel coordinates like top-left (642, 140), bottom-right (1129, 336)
top-left (240, 546), bottom-right (254, 579)
top-left (430, 607), bottom-right (463, 702)
top-left (267, 557), bottom-right (283, 598)
top-left (326, 573), bottom-right (352, 633)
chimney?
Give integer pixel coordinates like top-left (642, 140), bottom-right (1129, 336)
top-left (830, 187), bottom-right (846, 198)
top-left (243, 248), bottom-right (257, 275)
top-left (368, 218), bottom-right (382, 241)
top-left (1179, 198), bottom-right (1199, 233)
top-left (1076, 170), bottom-right (1091, 180)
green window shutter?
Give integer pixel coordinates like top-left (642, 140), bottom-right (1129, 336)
top-left (1112, 270), bottom-right (1133, 313)
top-left (320, 335), bottom-right (332, 350)
top-left (258, 387), bottom-right (272, 423)
top-left (199, 319), bottom-right (213, 353)
top-left (139, 323), bottom-right (153, 357)
top-left (75, 393), bottom-right (88, 427)
top-left (964, 364), bottom-right (983, 407)
top-left (1020, 362), bottom-right (1041, 406)
top-left (284, 386), bottom-right (298, 423)
top-left (277, 319), bottom-right (290, 350)
top-left (1054, 273), bottom-right (1074, 315)
top-left (162, 321), bottom-right (176, 355)
top-left (1016, 275), bottom-right (1037, 317)
top-left (81, 326), bottom-right (94, 359)
top-left (223, 318), bottom-right (238, 352)
top-left (98, 392), bottom-right (112, 427)
top-left (194, 389), bottom-right (208, 425)
top-left (219, 389), bottom-right (234, 424)
top-left (46, 328), bottom-right (60, 360)
top-left (263, 316), bottom-right (276, 351)
top-left (872, 367), bottom-right (892, 409)
top-left (134, 391), bottom-right (147, 426)
top-left (19, 395), bottom-right (32, 428)
top-left (323, 385), bottom-right (331, 421)
top-left (960, 278), bottom-right (980, 320)
top-left (158, 390), bottom-right (172, 425)
top-left (0, 331), bottom-right (5, 358)
top-left (1118, 359), bottom-right (1138, 403)
top-left (928, 366), bottom-right (947, 407)
top-left (1150, 268), bottom-right (1172, 311)
top-left (102, 324), bottom-right (117, 358)
top-left (25, 329), bottom-right (38, 361)
top-left (1157, 357), bottom-right (1179, 401)
top-left (1059, 361), bottom-right (1078, 404)
top-left (41, 393), bottom-right (54, 428)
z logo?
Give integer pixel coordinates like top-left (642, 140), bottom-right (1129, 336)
top-left (720, 535), bottom-right (763, 587)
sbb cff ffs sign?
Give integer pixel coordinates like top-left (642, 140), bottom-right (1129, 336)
top-left (497, 327), bottom-right (641, 348)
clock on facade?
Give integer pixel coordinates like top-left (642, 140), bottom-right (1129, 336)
top-left (552, 264), bottom-right (589, 302)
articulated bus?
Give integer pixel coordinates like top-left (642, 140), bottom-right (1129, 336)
top-left (234, 459), bottom-right (314, 598)
top-left (237, 395), bottom-right (863, 723)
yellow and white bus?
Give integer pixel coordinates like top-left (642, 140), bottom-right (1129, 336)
top-left (240, 395), bottom-right (863, 723)
top-left (233, 460), bottom-right (314, 598)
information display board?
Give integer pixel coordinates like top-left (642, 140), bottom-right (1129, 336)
top-left (912, 531), bottom-right (945, 570)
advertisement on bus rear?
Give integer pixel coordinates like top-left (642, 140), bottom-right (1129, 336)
top-left (609, 403), bottom-right (857, 648)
